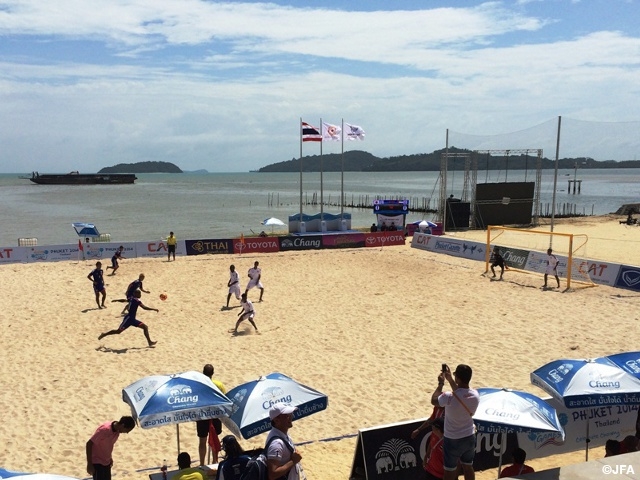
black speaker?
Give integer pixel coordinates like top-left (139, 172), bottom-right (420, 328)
top-left (445, 201), bottom-right (470, 230)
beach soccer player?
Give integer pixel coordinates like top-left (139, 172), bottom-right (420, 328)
top-left (115, 273), bottom-right (150, 315)
top-left (490, 246), bottom-right (506, 280)
top-left (543, 248), bottom-right (560, 289)
top-left (227, 264), bottom-right (241, 309)
top-left (87, 261), bottom-right (107, 309)
top-left (244, 260), bottom-right (264, 302)
top-left (167, 231), bottom-right (177, 261)
top-left (234, 293), bottom-right (258, 334)
top-left (98, 290), bottom-right (158, 347)
top-left (106, 246), bottom-right (125, 275)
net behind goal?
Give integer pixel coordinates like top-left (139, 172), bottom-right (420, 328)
top-left (485, 226), bottom-right (595, 289)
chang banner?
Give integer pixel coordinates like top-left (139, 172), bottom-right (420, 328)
top-left (278, 236), bottom-right (323, 251)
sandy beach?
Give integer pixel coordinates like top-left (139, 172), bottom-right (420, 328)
top-left (1, 214), bottom-right (639, 479)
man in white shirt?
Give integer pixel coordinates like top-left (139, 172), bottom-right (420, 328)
top-left (245, 261), bottom-right (264, 302)
top-left (431, 364), bottom-right (480, 480)
top-left (226, 264), bottom-right (241, 309)
top-left (234, 293), bottom-right (258, 335)
top-left (266, 404), bottom-right (305, 480)
top-left (543, 248), bottom-right (560, 289)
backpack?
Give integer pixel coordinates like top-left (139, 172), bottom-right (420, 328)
top-left (239, 435), bottom-right (293, 480)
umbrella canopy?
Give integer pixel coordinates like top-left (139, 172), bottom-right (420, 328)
top-left (262, 217), bottom-right (285, 227)
top-left (414, 220), bottom-right (437, 228)
top-left (71, 222), bottom-right (100, 237)
top-left (122, 371), bottom-right (233, 429)
top-left (223, 372), bottom-right (327, 439)
top-left (474, 388), bottom-right (564, 436)
top-left (531, 354), bottom-right (640, 408)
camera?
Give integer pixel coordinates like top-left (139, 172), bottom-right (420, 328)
top-left (441, 363), bottom-right (448, 372)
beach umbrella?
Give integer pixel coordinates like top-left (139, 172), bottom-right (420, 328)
top-left (122, 371), bottom-right (233, 452)
top-left (222, 372), bottom-right (328, 439)
top-left (414, 220), bottom-right (437, 228)
top-left (71, 222), bottom-right (100, 237)
top-left (474, 387), bottom-right (564, 476)
top-left (261, 217), bottom-right (286, 234)
top-left (531, 351), bottom-right (640, 460)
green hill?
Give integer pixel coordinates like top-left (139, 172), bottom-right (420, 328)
top-left (99, 161), bottom-right (182, 173)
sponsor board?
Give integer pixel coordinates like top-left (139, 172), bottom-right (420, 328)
top-left (322, 233), bottom-right (366, 249)
top-left (185, 239), bottom-right (233, 256)
top-left (497, 246), bottom-right (530, 270)
top-left (0, 247), bottom-right (28, 264)
top-left (411, 233), bottom-right (486, 261)
top-left (526, 250), bottom-right (569, 276)
top-left (136, 240), bottom-right (186, 258)
top-left (233, 237), bottom-right (280, 254)
top-left (574, 258), bottom-right (620, 287)
top-left (26, 243), bottom-right (84, 262)
top-left (364, 232), bottom-right (406, 248)
top-left (278, 235), bottom-right (323, 251)
top-left (100, 243), bottom-right (137, 258)
top-left (615, 265), bottom-right (640, 291)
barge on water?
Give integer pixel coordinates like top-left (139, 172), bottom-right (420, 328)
top-left (28, 171), bottom-right (137, 185)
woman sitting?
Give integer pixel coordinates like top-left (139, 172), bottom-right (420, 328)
top-left (216, 435), bottom-right (251, 480)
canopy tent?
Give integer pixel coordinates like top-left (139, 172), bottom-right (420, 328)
top-left (71, 222), bottom-right (100, 237)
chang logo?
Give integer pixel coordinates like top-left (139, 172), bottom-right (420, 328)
top-left (625, 359), bottom-right (640, 374)
top-left (588, 380), bottom-right (620, 389)
top-left (281, 239), bottom-right (294, 248)
top-left (167, 384), bottom-right (198, 405)
top-left (260, 387), bottom-right (292, 409)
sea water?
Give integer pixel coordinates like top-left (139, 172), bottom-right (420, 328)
top-left (1, 169), bottom-right (639, 246)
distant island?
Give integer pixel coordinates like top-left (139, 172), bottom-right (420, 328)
top-left (99, 161), bottom-right (182, 174)
top-left (258, 148), bottom-right (640, 172)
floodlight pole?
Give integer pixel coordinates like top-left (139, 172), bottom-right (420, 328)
top-left (299, 117), bottom-right (303, 227)
top-left (549, 116), bottom-right (562, 246)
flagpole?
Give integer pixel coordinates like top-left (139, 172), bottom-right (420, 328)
top-left (340, 118), bottom-right (344, 220)
top-left (299, 117), bottom-right (303, 230)
top-left (320, 117), bottom-right (324, 223)
top-left (550, 115), bottom-right (562, 244)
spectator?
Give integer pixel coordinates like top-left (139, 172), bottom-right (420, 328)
top-left (370, 223), bottom-right (378, 232)
top-left (423, 417), bottom-right (445, 480)
top-left (266, 404), bottom-right (305, 480)
top-left (431, 364), bottom-right (479, 480)
top-left (86, 416), bottom-right (135, 480)
top-left (216, 435), bottom-right (250, 480)
top-left (499, 448), bottom-right (535, 478)
top-left (605, 439), bottom-right (621, 457)
top-left (172, 452), bottom-right (204, 480)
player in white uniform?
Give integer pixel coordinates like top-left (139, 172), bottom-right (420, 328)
top-left (226, 264), bottom-right (241, 308)
top-left (235, 293), bottom-right (258, 334)
top-left (245, 260), bottom-right (264, 302)
top-left (543, 248), bottom-right (560, 289)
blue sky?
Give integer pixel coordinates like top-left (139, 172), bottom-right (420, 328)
top-left (1, 0), bottom-right (639, 173)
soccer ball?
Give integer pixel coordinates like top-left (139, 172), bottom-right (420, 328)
top-left (159, 293), bottom-right (167, 301)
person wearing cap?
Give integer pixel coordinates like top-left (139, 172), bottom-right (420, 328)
top-left (216, 435), bottom-right (250, 480)
top-left (266, 404), bottom-right (305, 480)
top-left (173, 452), bottom-right (205, 480)
top-left (423, 417), bottom-right (445, 480)
top-left (498, 448), bottom-right (534, 478)
top-left (431, 364), bottom-right (479, 480)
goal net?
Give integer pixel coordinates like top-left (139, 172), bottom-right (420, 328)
top-left (485, 226), bottom-right (596, 289)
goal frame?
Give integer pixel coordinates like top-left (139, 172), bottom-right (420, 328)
top-left (485, 226), bottom-right (590, 289)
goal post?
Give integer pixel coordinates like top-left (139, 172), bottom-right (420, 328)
top-left (485, 226), bottom-right (595, 289)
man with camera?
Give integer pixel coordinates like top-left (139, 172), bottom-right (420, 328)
top-left (431, 364), bottom-right (479, 480)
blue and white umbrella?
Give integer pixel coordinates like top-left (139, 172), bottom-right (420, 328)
top-left (531, 352), bottom-right (640, 460)
top-left (474, 388), bottom-right (564, 476)
top-left (222, 372), bottom-right (328, 439)
top-left (71, 222), bottom-right (100, 237)
top-left (122, 371), bottom-right (233, 452)
top-left (413, 220), bottom-right (437, 228)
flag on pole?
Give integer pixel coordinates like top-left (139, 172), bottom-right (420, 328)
top-left (322, 122), bottom-right (341, 141)
top-left (301, 121), bottom-right (322, 142)
top-left (344, 123), bottom-right (365, 140)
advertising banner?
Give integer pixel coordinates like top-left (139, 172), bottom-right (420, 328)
top-left (233, 237), bottom-right (280, 254)
top-left (25, 243), bottom-right (84, 262)
top-left (185, 239), bottom-right (234, 256)
top-left (411, 233), bottom-right (487, 262)
top-left (574, 258), bottom-right (621, 287)
top-left (364, 232), bottom-right (406, 248)
top-left (136, 240), bottom-right (186, 259)
top-left (322, 233), bottom-right (366, 249)
top-left (278, 236), bottom-right (323, 252)
top-left (615, 265), bottom-right (640, 291)
top-left (0, 246), bottom-right (28, 264)
top-left (349, 418), bottom-right (520, 479)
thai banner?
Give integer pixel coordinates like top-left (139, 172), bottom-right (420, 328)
top-left (322, 233), bottom-right (366, 249)
top-left (185, 239), bottom-right (234, 256)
